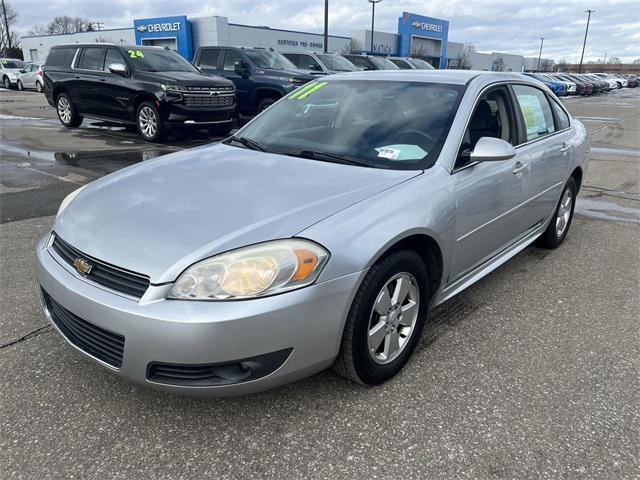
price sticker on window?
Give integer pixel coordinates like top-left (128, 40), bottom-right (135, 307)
top-left (127, 50), bottom-right (145, 59)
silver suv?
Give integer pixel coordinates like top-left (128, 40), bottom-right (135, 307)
top-left (1, 58), bottom-right (26, 89)
top-left (282, 52), bottom-right (359, 75)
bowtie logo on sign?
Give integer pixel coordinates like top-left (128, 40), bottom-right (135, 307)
top-left (412, 20), bottom-right (443, 33)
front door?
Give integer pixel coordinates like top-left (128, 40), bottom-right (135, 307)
top-left (99, 48), bottom-right (136, 121)
top-left (450, 85), bottom-right (534, 280)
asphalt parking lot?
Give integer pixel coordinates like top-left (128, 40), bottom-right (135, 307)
top-left (1, 87), bottom-right (639, 479)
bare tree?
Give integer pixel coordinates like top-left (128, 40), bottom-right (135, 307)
top-left (0, 0), bottom-right (21, 57)
top-left (608, 56), bottom-right (621, 64)
top-left (29, 15), bottom-right (91, 36)
top-left (492, 55), bottom-right (506, 72)
top-left (555, 58), bottom-right (568, 72)
top-left (633, 58), bottom-right (640, 64)
top-left (451, 43), bottom-right (474, 69)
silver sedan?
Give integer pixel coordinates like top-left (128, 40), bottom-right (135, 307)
top-left (36, 70), bottom-right (589, 395)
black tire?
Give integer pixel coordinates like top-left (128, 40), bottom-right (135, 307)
top-left (207, 123), bottom-right (234, 138)
top-left (56, 92), bottom-right (83, 128)
top-left (3, 76), bottom-right (11, 89)
top-left (256, 97), bottom-right (278, 114)
top-left (136, 101), bottom-right (165, 142)
top-left (36, 81), bottom-right (43, 93)
top-left (333, 250), bottom-right (430, 385)
top-left (17, 80), bottom-right (24, 91)
top-left (537, 177), bottom-right (577, 249)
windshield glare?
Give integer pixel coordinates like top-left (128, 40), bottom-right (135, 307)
top-left (371, 57), bottom-right (400, 70)
top-left (408, 58), bottom-right (434, 70)
top-left (245, 50), bottom-right (297, 70)
top-left (130, 49), bottom-right (197, 72)
top-left (233, 80), bottom-right (464, 170)
top-left (317, 54), bottom-right (358, 71)
top-left (1, 59), bottom-right (25, 69)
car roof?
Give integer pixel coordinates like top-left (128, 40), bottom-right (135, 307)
top-left (325, 69), bottom-right (529, 86)
top-left (51, 43), bottom-right (165, 50)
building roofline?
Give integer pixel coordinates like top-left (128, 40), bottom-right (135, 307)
top-left (227, 22), bottom-right (351, 40)
top-left (21, 27), bottom-right (133, 39)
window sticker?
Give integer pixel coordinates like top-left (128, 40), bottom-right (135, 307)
top-left (375, 144), bottom-right (428, 161)
top-left (127, 49), bottom-right (145, 59)
top-left (517, 94), bottom-right (548, 136)
top-left (289, 81), bottom-right (327, 100)
top-left (1, 59), bottom-right (7, 64)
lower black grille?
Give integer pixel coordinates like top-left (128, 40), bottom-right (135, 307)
top-left (147, 349), bottom-right (292, 387)
top-left (42, 289), bottom-right (125, 368)
top-left (50, 234), bottom-right (150, 299)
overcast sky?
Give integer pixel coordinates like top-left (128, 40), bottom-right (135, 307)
top-left (12, 0), bottom-right (640, 62)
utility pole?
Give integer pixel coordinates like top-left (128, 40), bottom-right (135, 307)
top-left (369, 0), bottom-right (381, 54)
top-left (578, 9), bottom-right (595, 73)
top-left (1, 0), bottom-right (12, 52)
top-left (323, 0), bottom-right (328, 53)
top-left (536, 37), bottom-right (544, 72)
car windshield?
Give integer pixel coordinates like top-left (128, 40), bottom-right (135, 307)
top-left (371, 57), bottom-right (400, 70)
top-left (229, 80), bottom-right (464, 170)
top-left (317, 54), bottom-right (358, 71)
top-left (128, 49), bottom-right (197, 72)
top-left (245, 50), bottom-right (297, 70)
top-left (408, 58), bottom-right (434, 70)
top-left (1, 59), bottom-right (25, 69)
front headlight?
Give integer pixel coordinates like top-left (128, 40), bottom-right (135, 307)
top-left (161, 84), bottom-right (180, 92)
top-left (168, 239), bottom-right (329, 300)
top-left (57, 185), bottom-right (86, 217)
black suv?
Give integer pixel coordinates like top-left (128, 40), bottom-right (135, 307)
top-left (193, 47), bottom-right (314, 115)
top-left (43, 44), bottom-right (236, 141)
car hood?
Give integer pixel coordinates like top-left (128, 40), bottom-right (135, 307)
top-left (135, 71), bottom-right (232, 87)
top-left (55, 143), bottom-right (419, 283)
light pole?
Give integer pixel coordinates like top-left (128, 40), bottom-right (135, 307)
top-left (536, 37), bottom-right (544, 72)
top-left (323, 0), bottom-right (328, 53)
top-left (369, 0), bottom-right (382, 54)
top-left (603, 52), bottom-right (607, 64)
top-left (578, 9), bottom-right (595, 73)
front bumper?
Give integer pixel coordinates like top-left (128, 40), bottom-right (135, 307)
top-left (36, 234), bottom-right (363, 396)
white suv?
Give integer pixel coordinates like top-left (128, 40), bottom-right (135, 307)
top-left (1, 58), bottom-right (26, 89)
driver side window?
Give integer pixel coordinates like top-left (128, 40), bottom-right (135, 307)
top-left (456, 86), bottom-right (516, 169)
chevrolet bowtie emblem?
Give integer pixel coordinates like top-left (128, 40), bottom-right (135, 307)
top-left (209, 91), bottom-right (219, 96)
top-left (73, 257), bottom-right (93, 276)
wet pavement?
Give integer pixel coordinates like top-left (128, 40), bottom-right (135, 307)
top-left (1, 86), bottom-right (639, 479)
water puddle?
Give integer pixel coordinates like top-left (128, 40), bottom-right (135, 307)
top-left (575, 197), bottom-right (640, 224)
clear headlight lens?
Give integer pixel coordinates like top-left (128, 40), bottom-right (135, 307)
top-left (161, 84), bottom-right (180, 91)
top-left (168, 239), bottom-right (329, 300)
top-left (57, 185), bottom-right (86, 217)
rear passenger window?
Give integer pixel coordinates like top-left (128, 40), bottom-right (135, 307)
top-left (550, 100), bottom-right (570, 130)
top-left (45, 48), bottom-right (77, 68)
top-left (78, 47), bottom-right (105, 71)
top-left (512, 85), bottom-right (556, 142)
top-left (199, 49), bottom-right (220, 68)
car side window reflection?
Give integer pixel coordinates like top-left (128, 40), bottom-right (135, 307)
top-left (512, 85), bottom-right (556, 142)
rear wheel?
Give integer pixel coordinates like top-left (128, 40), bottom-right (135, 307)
top-left (56, 93), bottom-right (83, 128)
top-left (333, 250), bottom-right (429, 385)
top-left (537, 177), bottom-right (577, 249)
top-left (36, 81), bottom-right (43, 93)
top-left (136, 101), bottom-right (165, 142)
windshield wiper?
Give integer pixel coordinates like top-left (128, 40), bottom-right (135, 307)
top-left (225, 135), bottom-right (268, 152)
top-left (294, 150), bottom-right (369, 167)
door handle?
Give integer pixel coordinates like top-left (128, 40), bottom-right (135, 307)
top-left (99, 78), bottom-right (106, 82)
top-left (74, 75), bottom-right (81, 79)
top-left (512, 162), bottom-right (527, 175)
top-left (560, 142), bottom-right (570, 154)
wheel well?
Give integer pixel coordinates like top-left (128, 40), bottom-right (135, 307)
top-left (134, 94), bottom-right (158, 114)
top-left (254, 89), bottom-right (282, 112)
top-left (571, 166), bottom-right (583, 192)
top-left (377, 234), bottom-right (444, 300)
top-left (52, 86), bottom-right (66, 101)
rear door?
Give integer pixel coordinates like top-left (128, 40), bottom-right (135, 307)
top-left (510, 84), bottom-right (571, 228)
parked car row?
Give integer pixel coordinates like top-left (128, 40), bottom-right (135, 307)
top-left (525, 71), bottom-right (639, 96)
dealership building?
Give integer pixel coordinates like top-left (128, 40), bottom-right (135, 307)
top-left (22, 11), bottom-right (547, 72)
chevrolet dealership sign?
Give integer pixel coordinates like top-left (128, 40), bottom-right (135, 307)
top-left (411, 20), bottom-right (443, 33)
top-left (137, 22), bottom-right (181, 33)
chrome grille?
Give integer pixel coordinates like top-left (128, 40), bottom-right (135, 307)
top-left (183, 93), bottom-right (235, 108)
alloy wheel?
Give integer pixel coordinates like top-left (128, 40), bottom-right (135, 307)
top-left (556, 188), bottom-right (573, 237)
top-left (57, 97), bottom-right (72, 124)
top-left (138, 106), bottom-right (158, 138)
top-left (368, 272), bottom-right (420, 365)
top-left (3, 77), bottom-right (10, 89)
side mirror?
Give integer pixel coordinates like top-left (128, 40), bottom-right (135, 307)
top-left (234, 61), bottom-right (248, 77)
top-left (470, 137), bottom-right (516, 162)
top-left (108, 63), bottom-right (127, 75)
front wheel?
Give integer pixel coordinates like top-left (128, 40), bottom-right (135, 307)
top-left (537, 177), bottom-right (577, 249)
top-left (17, 80), bottom-right (24, 91)
top-left (136, 101), bottom-right (165, 142)
top-left (56, 93), bottom-right (83, 128)
top-left (256, 97), bottom-right (278, 114)
top-left (333, 250), bottom-right (429, 385)
top-left (3, 76), bottom-right (11, 89)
